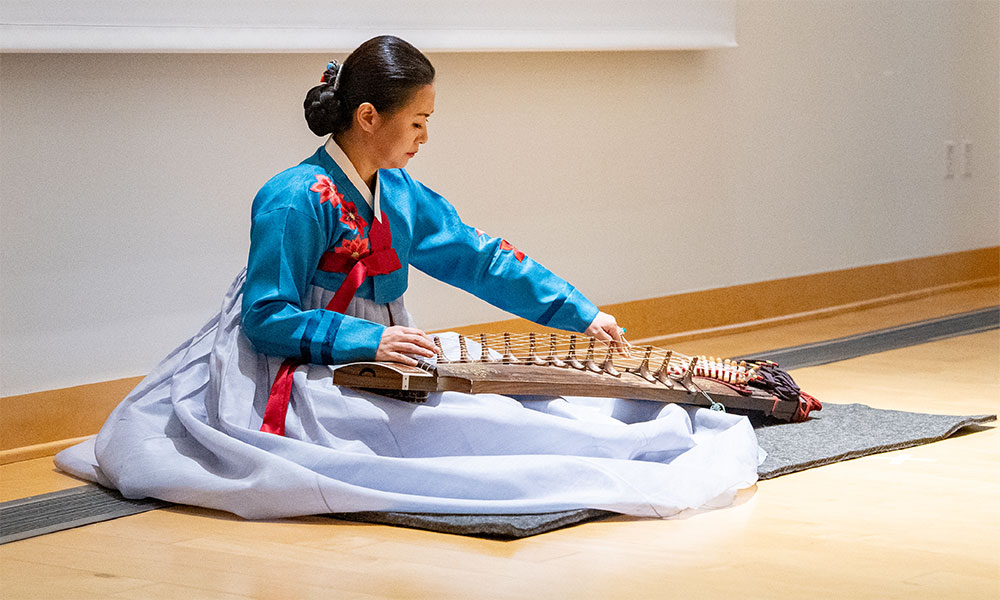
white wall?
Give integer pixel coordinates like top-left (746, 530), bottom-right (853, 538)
top-left (2, 0), bottom-right (997, 395)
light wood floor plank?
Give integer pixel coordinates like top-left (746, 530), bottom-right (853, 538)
top-left (0, 457), bottom-right (89, 503)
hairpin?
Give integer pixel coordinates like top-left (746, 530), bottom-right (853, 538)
top-left (332, 63), bottom-right (343, 92)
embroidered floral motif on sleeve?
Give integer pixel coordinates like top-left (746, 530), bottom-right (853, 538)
top-left (335, 236), bottom-right (370, 261)
top-left (338, 201), bottom-right (369, 232)
top-left (475, 227), bottom-right (525, 262)
top-left (500, 239), bottom-right (526, 262)
top-left (309, 174), bottom-right (344, 206)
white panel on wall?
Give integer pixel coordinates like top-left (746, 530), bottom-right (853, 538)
top-left (0, 0), bottom-right (736, 52)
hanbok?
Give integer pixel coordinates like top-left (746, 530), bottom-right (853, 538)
top-left (55, 139), bottom-right (762, 519)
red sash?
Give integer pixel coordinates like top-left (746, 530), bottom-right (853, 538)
top-left (260, 211), bottom-right (399, 435)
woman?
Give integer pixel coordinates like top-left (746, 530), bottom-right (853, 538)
top-left (56, 36), bottom-right (761, 519)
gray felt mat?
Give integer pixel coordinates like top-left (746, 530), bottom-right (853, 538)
top-left (753, 403), bottom-right (995, 479)
top-left (330, 508), bottom-right (615, 538)
top-left (3, 308), bottom-right (996, 542)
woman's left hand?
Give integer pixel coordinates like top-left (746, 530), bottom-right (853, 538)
top-left (585, 311), bottom-right (631, 355)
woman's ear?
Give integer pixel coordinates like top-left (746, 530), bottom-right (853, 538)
top-left (354, 102), bottom-right (379, 133)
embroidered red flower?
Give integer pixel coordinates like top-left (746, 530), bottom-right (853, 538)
top-left (335, 236), bottom-right (370, 261)
top-left (309, 174), bottom-right (343, 206)
top-left (338, 201), bottom-right (368, 232)
top-left (500, 239), bottom-right (526, 262)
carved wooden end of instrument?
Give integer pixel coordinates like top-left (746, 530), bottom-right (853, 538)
top-left (333, 362), bottom-right (436, 403)
top-left (331, 333), bottom-right (806, 421)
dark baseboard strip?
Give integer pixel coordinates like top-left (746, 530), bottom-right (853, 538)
top-left (736, 306), bottom-right (999, 369)
top-left (0, 485), bottom-right (168, 545)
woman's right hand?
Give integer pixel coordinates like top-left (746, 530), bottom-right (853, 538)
top-left (376, 326), bottom-right (438, 366)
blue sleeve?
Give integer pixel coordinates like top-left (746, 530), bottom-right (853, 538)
top-left (407, 180), bottom-right (599, 332)
top-left (240, 204), bottom-right (385, 364)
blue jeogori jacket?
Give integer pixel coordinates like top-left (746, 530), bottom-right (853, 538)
top-left (241, 146), bottom-right (599, 364)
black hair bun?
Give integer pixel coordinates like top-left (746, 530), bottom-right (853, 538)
top-left (303, 84), bottom-right (342, 137)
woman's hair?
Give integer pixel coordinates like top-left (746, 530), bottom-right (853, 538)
top-left (304, 36), bottom-right (436, 137)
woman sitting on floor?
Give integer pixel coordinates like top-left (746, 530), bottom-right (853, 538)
top-left (56, 35), bottom-right (762, 519)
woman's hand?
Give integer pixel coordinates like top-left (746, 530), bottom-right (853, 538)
top-left (376, 326), bottom-right (438, 366)
top-left (585, 311), bottom-right (631, 355)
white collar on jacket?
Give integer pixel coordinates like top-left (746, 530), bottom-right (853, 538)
top-left (324, 136), bottom-right (381, 222)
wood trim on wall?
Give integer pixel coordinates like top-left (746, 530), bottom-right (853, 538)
top-left (0, 436), bottom-right (97, 465)
top-left (3, 245), bottom-right (996, 464)
top-left (1, 377), bottom-right (142, 464)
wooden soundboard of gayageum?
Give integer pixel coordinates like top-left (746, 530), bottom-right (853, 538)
top-left (332, 361), bottom-right (795, 420)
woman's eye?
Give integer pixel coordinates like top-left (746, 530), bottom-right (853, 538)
top-left (413, 123), bottom-right (424, 129)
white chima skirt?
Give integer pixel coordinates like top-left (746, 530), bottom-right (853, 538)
top-left (56, 270), bottom-right (763, 519)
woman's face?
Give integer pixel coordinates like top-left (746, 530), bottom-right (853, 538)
top-left (369, 84), bottom-right (435, 170)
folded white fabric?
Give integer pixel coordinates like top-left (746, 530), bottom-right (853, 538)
top-left (57, 272), bottom-right (762, 519)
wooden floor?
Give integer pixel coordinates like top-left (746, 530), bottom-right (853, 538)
top-left (1, 286), bottom-right (998, 599)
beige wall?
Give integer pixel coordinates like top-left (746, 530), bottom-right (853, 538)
top-left (2, 0), bottom-right (997, 395)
